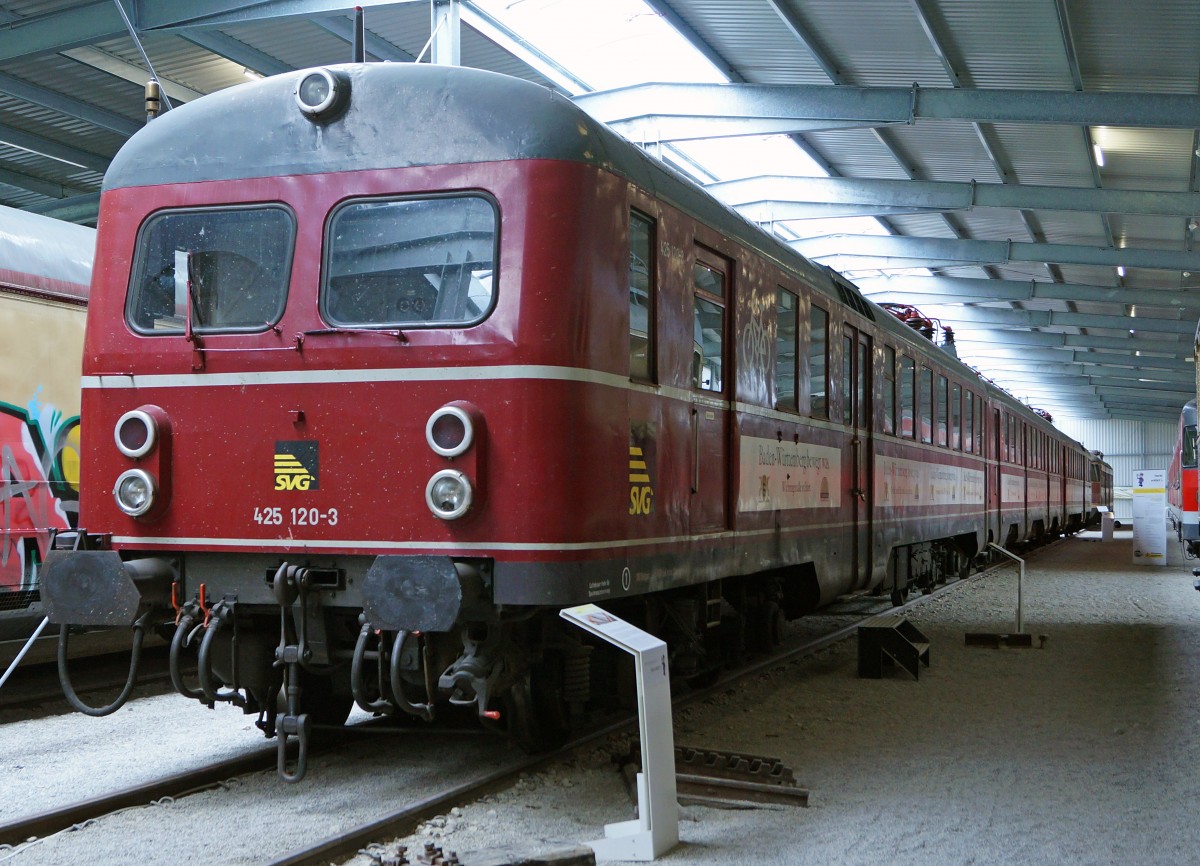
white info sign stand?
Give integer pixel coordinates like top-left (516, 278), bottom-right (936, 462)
top-left (560, 603), bottom-right (679, 861)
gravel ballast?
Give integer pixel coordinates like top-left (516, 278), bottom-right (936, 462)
top-left (3, 530), bottom-right (1197, 866)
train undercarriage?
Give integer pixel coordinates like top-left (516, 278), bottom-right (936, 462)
top-left (44, 522), bottom-right (1067, 781)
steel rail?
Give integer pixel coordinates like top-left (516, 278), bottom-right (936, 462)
top-left (2, 541), bottom-right (1043, 863)
top-left (270, 545), bottom-right (1030, 866)
top-left (0, 747), bottom-right (280, 847)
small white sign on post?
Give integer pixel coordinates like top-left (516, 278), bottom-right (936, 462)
top-left (560, 603), bottom-right (679, 861)
top-left (1131, 468), bottom-right (1168, 566)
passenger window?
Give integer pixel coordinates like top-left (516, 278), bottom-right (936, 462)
top-left (691, 254), bottom-right (725, 392)
top-left (899, 355), bottom-right (914, 438)
top-left (920, 367), bottom-right (933, 444)
top-left (936, 375), bottom-right (948, 446)
top-left (775, 289), bottom-right (798, 410)
top-left (323, 194), bottom-right (496, 327)
top-left (629, 212), bottom-right (655, 382)
top-left (951, 383), bottom-right (961, 450)
top-left (809, 305), bottom-right (828, 418)
top-left (882, 347), bottom-right (895, 435)
top-left (964, 391), bottom-right (974, 453)
top-left (842, 334), bottom-right (854, 426)
top-left (127, 205), bottom-right (295, 334)
top-left (978, 397), bottom-right (985, 455)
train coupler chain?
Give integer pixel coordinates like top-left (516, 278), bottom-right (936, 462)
top-left (275, 646), bottom-right (311, 782)
top-left (270, 561), bottom-right (317, 781)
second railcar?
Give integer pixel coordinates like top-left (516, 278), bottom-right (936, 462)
top-left (1169, 400), bottom-right (1198, 555)
top-left (0, 206), bottom-right (94, 656)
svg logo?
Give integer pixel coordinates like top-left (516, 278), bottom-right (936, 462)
top-left (275, 441), bottom-right (319, 491)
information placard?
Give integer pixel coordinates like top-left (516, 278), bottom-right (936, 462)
top-left (560, 604), bottom-right (678, 861)
top-left (1132, 468), bottom-right (1167, 566)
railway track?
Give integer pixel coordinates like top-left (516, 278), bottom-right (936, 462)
top-left (0, 555), bottom-right (1018, 866)
top-left (272, 563), bottom-right (996, 866)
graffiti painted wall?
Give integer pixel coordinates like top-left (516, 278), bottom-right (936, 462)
top-left (0, 292), bottom-right (86, 602)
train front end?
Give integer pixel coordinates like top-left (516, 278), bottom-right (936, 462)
top-left (40, 64), bottom-right (627, 776)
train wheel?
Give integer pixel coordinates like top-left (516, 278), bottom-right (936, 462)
top-left (504, 663), bottom-right (570, 753)
top-left (890, 585), bottom-right (909, 607)
top-left (747, 601), bottom-right (784, 652)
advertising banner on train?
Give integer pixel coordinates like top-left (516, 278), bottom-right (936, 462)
top-left (1131, 468), bottom-right (1167, 566)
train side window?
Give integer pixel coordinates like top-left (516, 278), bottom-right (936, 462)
top-left (323, 194), bottom-right (497, 327)
top-left (629, 211), bottom-right (655, 382)
top-left (691, 253), bottom-right (725, 392)
top-left (127, 204), bottom-right (295, 334)
top-left (919, 366), bottom-right (933, 444)
top-left (809, 304), bottom-right (828, 418)
top-left (842, 334), bottom-right (854, 426)
top-left (1184, 424), bottom-right (1198, 468)
top-left (882, 346), bottom-right (896, 434)
top-left (950, 383), bottom-right (962, 450)
top-left (775, 288), bottom-right (798, 410)
top-left (976, 397), bottom-right (984, 454)
top-left (899, 355), bottom-right (914, 437)
top-left (964, 390), bottom-right (974, 452)
top-left (936, 374), bottom-right (948, 446)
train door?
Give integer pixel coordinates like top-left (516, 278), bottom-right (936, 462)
top-left (689, 248), bottom-right (729, 534)
top-left (843, 324), bottom-right (872, 588)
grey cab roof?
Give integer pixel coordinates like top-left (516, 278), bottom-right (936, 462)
top-left (0, 0), bottom-right (1196, 422)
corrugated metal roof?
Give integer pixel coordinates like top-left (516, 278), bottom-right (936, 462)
top-left (0, 0), bottom-right (1191, 421)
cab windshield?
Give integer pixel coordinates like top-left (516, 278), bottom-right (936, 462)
top-left (321, 194), bottom-right (497, 328)
top-left (126, 205), bottom-right (295, 334)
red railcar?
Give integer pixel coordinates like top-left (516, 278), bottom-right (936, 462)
top-left (43, 63), bottom-right (1106, 777)
top-left (1168, 400), bottom-right (1198, 555)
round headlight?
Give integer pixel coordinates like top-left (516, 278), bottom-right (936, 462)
top-left (114, 409), bottom-right (157, 459)
top-left (426, 405), bottom-right (474, 457)
top-left (425, 470), bottom-right (473, 520)
top-left (294, 68), bottom-right (349, 120)
top-left (114, 469), bottom-right (157, 517)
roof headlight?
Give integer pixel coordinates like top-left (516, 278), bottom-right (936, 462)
top-left (294, 68), bottom-right (350, 121)
top-left (114, 468), bottom-right (157, 518)
top-left (114, 409), bottom-right (158, 459)
top-left (425, 470), bottom-right (473, 520)
top-left (426, 405), bottom-right (475, 457)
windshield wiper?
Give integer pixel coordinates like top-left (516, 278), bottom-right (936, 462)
top-left (300, 327), bottom-right (407, 343)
